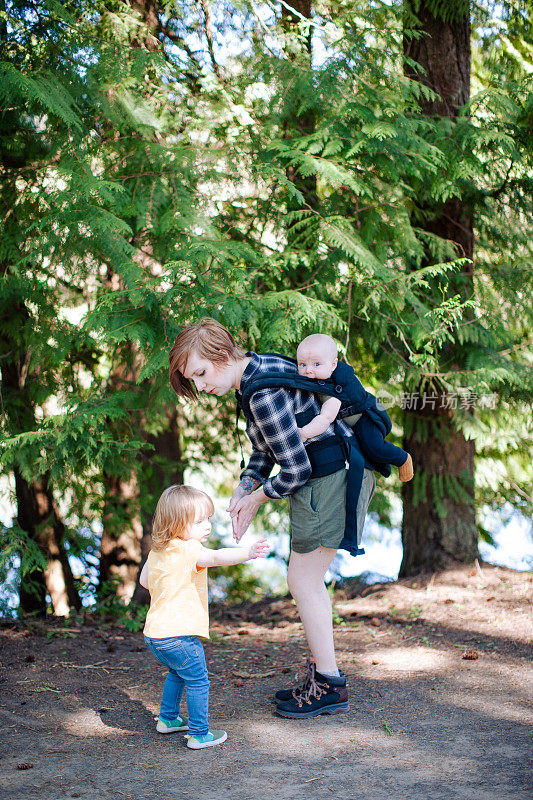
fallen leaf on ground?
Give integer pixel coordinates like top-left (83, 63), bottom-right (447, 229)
top-left (30, 685), bottom-right (60, 693)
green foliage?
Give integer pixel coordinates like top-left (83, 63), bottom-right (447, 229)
top-left (93, 577), bottom-right (148, 630)
top-left (0, 524), bottom-right (48, 578)
top-left (411, 468), bottom-right (475, 512)
top-left (1, 0), bottom-right (531, 612)
top-left (209, 562), bottom-right (267, 604)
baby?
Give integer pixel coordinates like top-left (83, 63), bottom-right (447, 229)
top-left (296, 334), bottom-right (413, 482)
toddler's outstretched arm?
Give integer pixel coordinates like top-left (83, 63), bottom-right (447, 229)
top-left (196, 538), bottom-right (270, 569)
top-left (298, 396), bottom-right (341, 442)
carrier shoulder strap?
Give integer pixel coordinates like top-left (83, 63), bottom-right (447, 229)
top-left (238, 353), bottom-right (365, 420)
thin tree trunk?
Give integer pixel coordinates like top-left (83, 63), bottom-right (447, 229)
top-left (281, 0), bottom-right (318, 295)
top-left (131, 409), bottom-right (184, 605)
top-left (44, 484), bottom-right (82, 614)
top-left (400, 1), bottom-right (478, 575)
top-left (0, 279), bottom-right (81, 615)
top-left (14, 470), bottom-right (82, 615)
top-left (100, 471), bottom-right (144, 601)
top-left (282, 0), bottom-right (317, 214)
top-left (13, 470), bottom-right (47, 615)
top-left (129, 0), bottom-right (159, 51)
top-left (97, 0), bottom-right (185, 604)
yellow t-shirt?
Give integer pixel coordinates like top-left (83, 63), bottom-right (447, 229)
top-left (143, 538), bottom-right (209, 639)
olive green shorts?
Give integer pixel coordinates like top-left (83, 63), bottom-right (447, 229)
top-left (289, 467), bottom-right (375, 554)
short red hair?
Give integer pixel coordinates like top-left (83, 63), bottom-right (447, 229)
top-left (169, 318), bottom-right (246, 399)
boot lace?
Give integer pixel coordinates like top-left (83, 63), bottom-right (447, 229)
top-left (290, 659), bottom-right (314, 699)
top-left (296, 669), bottom-right (329, 708)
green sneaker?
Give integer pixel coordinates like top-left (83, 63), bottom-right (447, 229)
top-left (186, 729), bottom-right (227, 749)
top-left (156, 714), bottom-right (189, 733)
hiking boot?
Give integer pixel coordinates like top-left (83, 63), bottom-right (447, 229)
top-left (273, 661), bottom-right (345, 704)
top-left (186, 730), bottom-right (227, 749)
top-left (156, 714), bottom-right (189, 733)
top-left (275, 663), bottom-right (349, 718)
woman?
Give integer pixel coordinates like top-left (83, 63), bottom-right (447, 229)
top-left (169, 318), bottom-right (375, 719)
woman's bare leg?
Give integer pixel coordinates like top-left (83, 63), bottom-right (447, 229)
top-left (286, 547), bottom-right (338, 675)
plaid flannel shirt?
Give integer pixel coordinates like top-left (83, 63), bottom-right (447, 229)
top-left (237, 353), bottom-right (353, 500)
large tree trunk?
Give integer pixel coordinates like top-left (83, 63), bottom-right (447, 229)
top-left (400, 1), bottom-right (478, 575)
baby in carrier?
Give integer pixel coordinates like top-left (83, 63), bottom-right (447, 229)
top-left (296, 334), bottom-right (414, 482)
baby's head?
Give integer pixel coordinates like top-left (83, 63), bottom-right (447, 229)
top-left (151, 484), bottom-right (214, 551)
top-left (296, 334), bottom-right (338, 380)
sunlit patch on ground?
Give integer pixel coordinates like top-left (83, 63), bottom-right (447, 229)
top-left (361, 646), bottom-right (453, 674)
top-left (57, 709), bottom-right (133, 736)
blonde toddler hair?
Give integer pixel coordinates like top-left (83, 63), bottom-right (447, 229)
top-left (151, 484), bottom-right (214, 551)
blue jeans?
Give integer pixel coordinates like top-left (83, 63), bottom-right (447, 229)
top-left (144, 635), bottom-right (210, 736)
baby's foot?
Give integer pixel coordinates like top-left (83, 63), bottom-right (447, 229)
top-left (398, 453), bottom-right (414, 482)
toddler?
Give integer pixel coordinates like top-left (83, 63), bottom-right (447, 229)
top-left (140, 484), bottom-right (269, 749)
top-left (296, 333), bottom-right (413, 481)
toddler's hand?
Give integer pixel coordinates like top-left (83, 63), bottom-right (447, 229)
top-left (248, 538), bottom-right (270, 560)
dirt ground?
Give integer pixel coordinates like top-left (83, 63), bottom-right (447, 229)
top-left (0, 562), bottom-right (531, 800)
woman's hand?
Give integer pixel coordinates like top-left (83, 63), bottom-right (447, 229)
top-left (230, 488), bottom-right (267, 541)
top-left (226, 484), bottom-right (248, 516)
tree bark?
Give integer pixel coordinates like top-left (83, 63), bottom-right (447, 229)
top-left (100, 470), bottom-right (144, 602)
top-left (13, 470), bottom-right (47, 615)
top-left (400, 1), bottom-right (478, 575)
top-left (129, 0), bottom-right (159, 51)
top-left (100, 406), bottom-right (185, 606)
top-left (14, 470), bottom-right (82, 615)
top-left (0, 266), bottom-right (81, 615)
top-left (131, 409), bottom-right (184, 605)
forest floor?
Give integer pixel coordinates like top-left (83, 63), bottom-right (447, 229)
top-left (0, 561), bottom-right (531, 800)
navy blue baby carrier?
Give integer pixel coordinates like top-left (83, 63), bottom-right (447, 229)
top-left (236, 355), bottom-right (393, 557)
